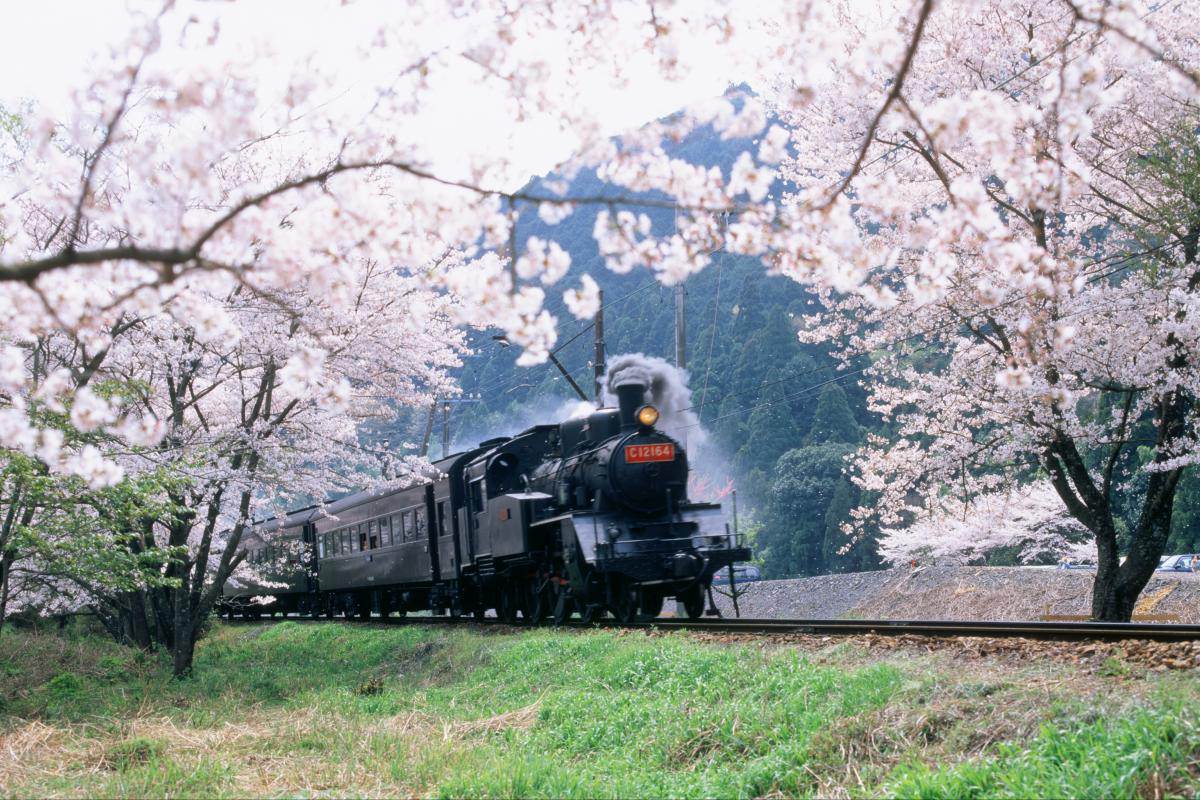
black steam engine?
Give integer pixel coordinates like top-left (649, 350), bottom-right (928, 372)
top-left (221, 374), bottom-right (750, 623)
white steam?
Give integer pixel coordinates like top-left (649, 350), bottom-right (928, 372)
top-left (562, 399), bottom-right (597, 419)
top-left (602, 352), bottom-right (705, 445)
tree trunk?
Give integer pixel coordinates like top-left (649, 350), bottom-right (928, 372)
top-left (0, 550), bottom-right (13, 636)
top-left (172, 606), bottom-right (196, 678)
top-left (116, 591), bottom-right (154, 649)
top-left (1094, 468), bottom-right (1182, 621)
top-left (1087, 510), bottom-right (1124, 620)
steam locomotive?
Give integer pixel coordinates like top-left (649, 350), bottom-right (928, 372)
top-left (220, 373), bottom-right (750, 623)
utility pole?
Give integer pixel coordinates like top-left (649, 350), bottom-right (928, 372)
top-left (436, 396), bottom-right (482, 458)
top-left (441, 401), bottom-right (450, 457)
top-left (593, 288), bottom-right (605, 401)
top-left (674, 282), bottom-right (686, 370)
top-left (419, 399), bottom-right (437, 457)
top-left (548, 353), bottom-right (588, 401)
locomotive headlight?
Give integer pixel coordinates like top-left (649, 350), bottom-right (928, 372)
top-left (636, 404), bottom-right (659, 427)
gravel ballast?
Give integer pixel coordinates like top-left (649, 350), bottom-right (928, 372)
top-left (709, 566), bottom-right (1200, 622)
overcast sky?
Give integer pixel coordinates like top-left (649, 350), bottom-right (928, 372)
top-left (0, 0), bottom-right (743, 183)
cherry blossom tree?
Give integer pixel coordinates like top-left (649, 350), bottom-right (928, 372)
top-left (877, 482), bottom-right (1092, 567)
top-left (1, 262), bottom-right (462, 673)
top-left (773, 1), bottom-right (1200, 620)
top-left (2, 0), bottom-right (1198, 644)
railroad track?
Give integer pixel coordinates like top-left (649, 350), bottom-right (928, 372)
top-left (233, 613), bottom-right (1200, 642)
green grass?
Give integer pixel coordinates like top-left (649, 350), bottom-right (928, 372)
top-left (884, 700), bottom-right (1200, 799)
top-left (1, 621), bottom-right (1198, 798)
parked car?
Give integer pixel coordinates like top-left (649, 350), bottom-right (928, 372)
top-left (1056, 560), bottom-right (1095, 570)
top-left (711, 563), bottom-right (762, 584)
top-left (1157, 554), bottom-right (1198, 572)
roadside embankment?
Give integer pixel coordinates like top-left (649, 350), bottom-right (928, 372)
top-left (712, 566), bottom-right (1200, 622)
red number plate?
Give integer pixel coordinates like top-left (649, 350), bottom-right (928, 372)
top-left (624, 443), bottom-right (676, 463)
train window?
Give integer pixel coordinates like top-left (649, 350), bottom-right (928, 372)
top-left (368, 520), bottom-right (378, 550)
top-left (318, 534), bottom-right (325, 558)
top-left (397, 511), bottom-right (407, 541)
top-left (470, 479), bottom-right (484, 513)
top-left (359, 523), bottom-right (368, 551)
top-left (437, 501), bottom-right (447, 536)
top-left (379, 517), bottom-right (390, 547)
top-left (415, 507), bottom-right (427, 540)
top-left (341, 529), bottom-right (350, 554)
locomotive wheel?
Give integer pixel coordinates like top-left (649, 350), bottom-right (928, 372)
top-left (612, 581), bottom-right (639, 625)
top-left (552, 590), bottom-right (574, 626)
top-left (519, 583), bottom-right (536, 623)
top-left (679, 584), bottom-right (706, 620)
top-left (639, 591), bottom-right (664, 620)
top-left (499, 584), bottom-right (520, 625)
top-left (579, 603), bottom-right (600, 625)
top-left (530, 580), bottom-right (555, 625)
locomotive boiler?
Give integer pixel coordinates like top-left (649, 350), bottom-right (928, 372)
top-left (221, 372), bottom-right (750, 624)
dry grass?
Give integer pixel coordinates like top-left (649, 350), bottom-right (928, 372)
top-left (0, 693), bottom-right (552, 797)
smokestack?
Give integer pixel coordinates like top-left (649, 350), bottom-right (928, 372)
top-left (614, 380), bottom-right (646, 431)
top-left (604, 352), bottom-right (706, 444)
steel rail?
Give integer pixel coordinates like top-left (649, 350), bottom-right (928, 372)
top-left (229, 613), bottom-right (1200, 642)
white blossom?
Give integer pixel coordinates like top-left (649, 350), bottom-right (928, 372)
top-left (563, 274), bottom-right (601, 320)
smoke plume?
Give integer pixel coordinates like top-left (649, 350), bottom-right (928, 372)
top-left (602, 353), bottom-right (705, 445)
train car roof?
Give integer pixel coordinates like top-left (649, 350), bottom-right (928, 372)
top-left (245, 446), bottom-right (487, 530)
top-left (311, 448), bottom-right (485, 519)
top-left (248, 502), bottom-right (321, 533)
